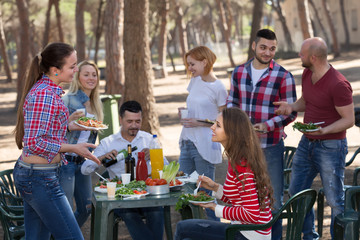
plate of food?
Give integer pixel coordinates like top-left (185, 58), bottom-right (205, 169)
top-left (75, 117), bottom-right (108, 130)
top-left (254, 128), bottom-right (268, 134)
top-left (176, 171), bottom-right (188, 179)
top-left (94, 186), bottom-right (122, 193)
top-left (197, 119), bottom-right (214, 125)
top-left (188, 199), bottom-right (216, 204)
top-left (292, 122), bottom-right (320, 132)
top-left (181, 191), bottom-right (215, 204)
top-left (116, 187), bottom-right (149, 197)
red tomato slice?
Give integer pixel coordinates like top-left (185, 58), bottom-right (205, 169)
top-left (133, 190), bottom-right (141, 194)
top-left (99, 185), bottom-right (107, 189)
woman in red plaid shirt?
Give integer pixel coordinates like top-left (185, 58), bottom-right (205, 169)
top-left (13, 42), bottom-right (100, 239)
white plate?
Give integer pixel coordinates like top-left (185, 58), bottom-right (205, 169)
top-left (180, 178), bottom-right (197, 183)
top-left (94, 186), bottom-right (121, 193)
top-left (117, 192), bottom-right (149, 197)
top-left (188, 199), bottom-right (215, 204)
top-left (176, 173), bottom-right (189, 179)
top-left (303, 128), bottom-right (320, 132)
top-left (169, 181), bottom-right (185, 188)
top-left (74, 121), bottom-right (108, 130)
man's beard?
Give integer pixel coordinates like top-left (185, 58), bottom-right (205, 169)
top-left (128, 128), bottom-right (139, 136)
top-left (255, 52), bottom-right (272, 65)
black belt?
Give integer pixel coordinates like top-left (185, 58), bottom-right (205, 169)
top-left (65, 155), bottom-right (85, 164)
top-left (306, 137), bottom-right (323, 142)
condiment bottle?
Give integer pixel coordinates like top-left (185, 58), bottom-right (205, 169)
top-left (136, 152), bottom-right (148, 181)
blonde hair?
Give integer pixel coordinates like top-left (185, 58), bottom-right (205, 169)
top-left (68, 60), bottom-right (103, 121)
top-left (184, 46), bottom-right (216, 77)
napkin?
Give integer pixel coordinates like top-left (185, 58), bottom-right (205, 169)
top-left (81, 159), bottom-right (99, 175)
top-left (181, 171), bottom-right (198, 183)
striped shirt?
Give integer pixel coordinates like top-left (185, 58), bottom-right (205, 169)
top-left (22, 75), bottom-right (69, 163)
top-left (214, 161), bottom-right (272, 239)
top-left (227, 59), bottom-right (297, 148)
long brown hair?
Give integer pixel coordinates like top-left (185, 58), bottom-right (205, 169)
top-left (14, 42), bottom-right (75, 149)
top-left (222, 107), bottom-right (274, 209)
top-left (67, 60), bottom-right (103, 121)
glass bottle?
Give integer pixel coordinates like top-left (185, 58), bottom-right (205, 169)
top-left (136, 152), bottom-right (148, 181)
top-left (102, 146), bottom-right (138, 168)
top-left (125, 144), bottom-right (136, 181)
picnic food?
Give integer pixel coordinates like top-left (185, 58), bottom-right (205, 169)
top-left (169, 179), bottom-right (183, 187)
top-left (176, 191), bottom-right (215, 211)
top-left (145, 178), bottom-right (168, 186)
top-left (96, 177), bottom-right (122, 188)
top-left (76, 116), bottom-right (107, 128)
top-left (292, 122), bottom-right (319, 132)
top-left (162, 161), bottom-right (180, 183)
top-left (125, 180), bottom-right (146, 190)
top-left (176, 171), bottom-right (185, 177)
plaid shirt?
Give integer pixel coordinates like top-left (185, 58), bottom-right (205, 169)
top-left (227, 59), bottom-right (297, 148)
top-left (23, 75), bottom-right (69, 163)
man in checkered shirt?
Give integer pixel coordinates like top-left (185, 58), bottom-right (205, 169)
top-left (227, 29), bottom-right (297, 240)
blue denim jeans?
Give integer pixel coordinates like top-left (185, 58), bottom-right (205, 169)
top-left (289, 136), bottom-right (347, 240)
top-left (13, 161), bottom-right (84, 240)
top-left (175, 219), bottom-right (248, 240)
top-left (59, 161), bottom-right (92, 227)
top-left (114, 207), bottom-right (164, 240)
top-left (179, 140), bottom-right (219, 221)
top-left (263, 139), bottom-right (284, 240)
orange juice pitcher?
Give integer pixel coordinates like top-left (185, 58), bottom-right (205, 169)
top-left (150, 135), bottom-right (164, 179)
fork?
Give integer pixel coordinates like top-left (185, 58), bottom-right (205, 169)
top-left (194, 174), bottom-right (204, 195)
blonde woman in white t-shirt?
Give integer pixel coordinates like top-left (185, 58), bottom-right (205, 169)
top-left (178, 46), bottom-right (228, 220)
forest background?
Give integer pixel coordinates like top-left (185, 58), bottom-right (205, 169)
top-left (0, 0), bottom-right (360, 239)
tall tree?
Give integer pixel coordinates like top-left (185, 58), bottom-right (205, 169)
top-left (322, 0), bottom-right (340, 57)
top-left (94, 0), bottom-right (105, 64)
top-left (247, 0), bottom-right (264, 60)
top-left (124, 0), bottom-right (160, 135)
top-left (15, 0), bottom-right (32, 108)
top-left (172, 0), bottom-right (188, 65)
top-left (157, 0), bottom-right (169, 78)
top-left (43, 0), bottom-right (54, 47)
top-left (296, 0), bottom-right (313, 40)
top-left (0, 4), bottom-right (12, 82)
top-left (54, 0), bottom-right (64, 42)
top-left (76, 0), bottom-right (86, 61)
top-left (271, 0), bottom-right (294, 51)
top-left (308, 0), bottom-right (330, 44)
top-left (339, 0), bottom-right (350, 50)
top-left (104, 0), bottom-right (124, 94)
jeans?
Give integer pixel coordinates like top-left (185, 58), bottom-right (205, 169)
top-left (114, 207), bottom-right (164, 240)
top-left (13, 161), bottom-right (84, 240)
top-left (289, 136), bottom-right (347, 240)
top-left (263, 139), bottom-right (284, 240)
top-left (179, 140), bottom-right (219, 221)
top-left (175, 219), bottom-right (248, 240)
top-left (59, 161), bottom-right (92, 227)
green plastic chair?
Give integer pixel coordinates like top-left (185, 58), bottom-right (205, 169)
top-left (283, 146), bottom-right (296, 197)
top-left (0, 169), bottom-right (21, 199)
top-left (317, 146), bottom-right (360, 236)
top-left (0, 185), bottom-right (24, 240)
top-left (353, 167), bottom-right (360, 186)
top-left (334, 186), bottom-right (360, 240)
top-left (225, 189), bottom-right (317, 240)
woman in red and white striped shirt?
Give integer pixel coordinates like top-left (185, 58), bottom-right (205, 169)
top-left (175, 107), bottom-right (273, 240)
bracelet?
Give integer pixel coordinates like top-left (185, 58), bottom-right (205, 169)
top-left (67, 126), bottom-right (71, 133)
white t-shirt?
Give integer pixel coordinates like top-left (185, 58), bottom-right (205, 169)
top-left (179, 76), bottom-right (228, 164)
top-left (93, 130), bottom-right (168, 179)
top-left (251, 62), bottom-right (267, 89)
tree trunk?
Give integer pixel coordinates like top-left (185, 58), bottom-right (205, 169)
top-left (15, 0), bottom-right (31, 109)
top-left (54, 0), bottom-right (64, 42)
top-left (124, 0), bottom-right (160, 135)
top-left (215, 0), bottom-right (235, 67)
top-left (308, 0), bottom-right (330, 44)
top-left (247, 0), bottom-right (265, 60)
top-left (173, 0), bottom-right (188, 65)
top-left (42, 0), bottom-right (53, 47)
top-left (94, 0), bottom-right (105, 64)
top-left (322, 0), bottom-right (340, 57)
top-left (76, 0), bottom-right (86, 61)
top-left (296, 0), bottom-right (313, 40)
top-left (271, 0), bottom-right (294, 51)
top-left (207, 3), bottom-right (218, 43)
top-left (0, 4), bottom-right (12, 82)
top-left (157, 0), bottom-right (169, 78)
top-left (104, 0), bottom-right (124, 94)
top-left (339, 0), bottom-right (350, 50)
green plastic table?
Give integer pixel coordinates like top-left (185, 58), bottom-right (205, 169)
top-left (90, 183), bottom-right (201, 240)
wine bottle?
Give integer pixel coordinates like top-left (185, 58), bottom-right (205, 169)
top-left (125, 144), bottom-right (136, 181)
top-left (102, 146), bottom-right (138, 168)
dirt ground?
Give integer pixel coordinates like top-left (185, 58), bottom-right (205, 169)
top-left (0, 50), bottom-right (359, 239)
